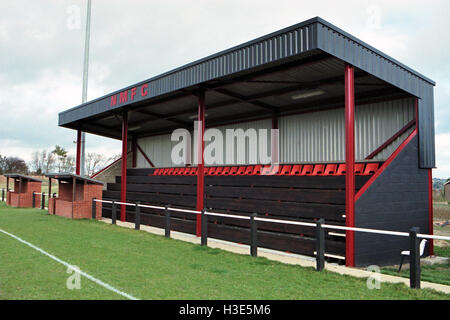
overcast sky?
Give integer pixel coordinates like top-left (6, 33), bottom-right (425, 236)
top-left (0, 0), bottom-right (449, 177)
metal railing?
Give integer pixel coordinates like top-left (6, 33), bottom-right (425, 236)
top-left (92, 198), bottom-right (450, 289)
top-left (31, 192), bottom-right (58, 210)
top-left (1, 188), bottom-right (9, 202)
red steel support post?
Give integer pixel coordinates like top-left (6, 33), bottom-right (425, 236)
top-left (345, 64), bottom-right (355, 267)
top-left (121, 111), bottom-right (128, 222)
top-left (196, 88), bottom-right (205, 237)
top-left (76, 129), bottom-right (82, 175)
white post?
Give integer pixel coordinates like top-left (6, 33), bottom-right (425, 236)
top-left (80, 0), bottom-right (92, 176)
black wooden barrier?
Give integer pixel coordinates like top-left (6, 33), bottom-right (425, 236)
top-left (111, 201), bottom-right (117, 225)
top-left (201, 210), bottom-right (207, 246)
top-left (316, 219), bottom-right (325, 271)
top-left (2, 188), bottom-right (5, 202)
top-left (92, 198), bottom-right (96, 219)
top-left (165, 205), bottom-right (171, 238)
top-left (409, 227), bottom-right (421, 289)
top-left (32, 193), bottom-right (36, 208)
top-left (135, 202), bottom-right (141, 230)
top-left (41, 193), bottom-right (45, 210)
top-left (250, 213), bottom-right (257, 257)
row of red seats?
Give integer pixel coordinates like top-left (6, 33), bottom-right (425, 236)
top-left (152, 163), bottom-right (380, 176)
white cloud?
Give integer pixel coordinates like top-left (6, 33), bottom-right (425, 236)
top-left (0, 0), bottom-right (448, 177)
top-left (434, 133), bottom-right (450, 178)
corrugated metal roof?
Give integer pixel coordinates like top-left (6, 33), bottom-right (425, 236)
top-left (58, 16), bottom-right (435, 168)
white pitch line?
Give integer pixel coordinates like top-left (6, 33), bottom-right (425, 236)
top-left (0, 228), bottom-right (139, 300)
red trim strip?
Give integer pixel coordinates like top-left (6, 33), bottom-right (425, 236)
top-left (365, 119), bottom-right (416, 160)
top-left (136, 143), bottom-right (155, 167)
top-left (355, 129), bottom-right (418, 201)
top-left (91, 151), bottom-right (131, 178)
top-left (196, 89), bottom-right (205, 237)
top-left (428, 169), bottom-right (434, 255)
top-left (345, 64), bottom-right (355, 267)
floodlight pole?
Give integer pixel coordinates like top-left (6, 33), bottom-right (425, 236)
top-left (80, 0), bottom-right (92, 176)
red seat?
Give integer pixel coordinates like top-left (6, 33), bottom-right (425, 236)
top-left (324, 164), bottom-right (337, 175)
top-left (203, 167), bottom-right (210, 175)
top-left (214, 167), bottom-right (223, 175)
top-left (311, 164), bottom-right (325, 176)
top-left (163, 168), bottom-right (170, 175)
top-left (278, 165), bottom-right (292, 175)
top-left (153, 168), bottom-right (161, 175)
top-left (251, 165), bottom-right (262, 175)
top-left (167, 168), bottom-right (175, 175)
top-left (289, 165), bottom-right (302, 175)
top-left (354, 163), bottom-right (365, 175)
top-left (363, 163), bottom-right (379, 175)
top-left (177, 168), bottom-right (186, 175)
top-left (189, 167), bottom-right (197, 175)
top-left (229, 167), bottom-right (238, 175)
top-left (208, 167), bottom-right (216, 175)
top-left (244, 166), bottom-right (254, 175)
top-left (236, 166), bottom-right (246, 175)
top-left (336, 164), bottom-right (346, 175)
top-left (221, 167), bottom-right (231, 175)
top-left (300, 164), bottom-right (314, 175)
top-left (172, 168), bottom-right (180, 175)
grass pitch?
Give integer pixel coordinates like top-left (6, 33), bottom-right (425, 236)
top-left (0, 202), bottom-right (448, 300)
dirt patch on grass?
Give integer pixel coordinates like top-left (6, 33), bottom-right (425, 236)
top-left (434, 203), bottom-right (450, 220)
top-left (435, 239), bottom-right (450, 247)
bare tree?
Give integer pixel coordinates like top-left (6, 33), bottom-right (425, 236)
top-left (42, 150), bottom-right (55, 174)
top-left (86, 152), bottom-right (106, 176)
top-left (29, 150), bottom-right (56, 174)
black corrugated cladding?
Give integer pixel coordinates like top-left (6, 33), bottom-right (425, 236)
top-left (355, 135), bottom-right (429, 266)
top-left (315, 18), bottom-right (435, 168)
top-left (58, 17), bottom-right (435, 168)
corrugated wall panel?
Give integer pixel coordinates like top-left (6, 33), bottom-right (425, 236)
top-left (137, 134), bottom-right (175, 168)
top-left (280, 97), bottom-right (415, 162)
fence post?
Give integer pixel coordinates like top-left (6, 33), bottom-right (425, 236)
top-left (409, 227), bottom-right (421, 289)
top-left (41, 193), bottom-right (45, 210)
top-left (250, 213), bottom-right (258, 257)
top-left (201, 209), bottom-right (207, 246)
top-left (91, 198), bottom-right (96, 219)
top-left (2, 188), bottom-right (4, 202)
top-left (316, 218), bottom-right (325, 271)
top-left (111, 201), bottom-right (117, 225)
top-left (135, 202), bottom-right (141, 230)
top-left (32, 192), bottom-right (36, 208)
top-left (165, 205), bottom-right (171, 238)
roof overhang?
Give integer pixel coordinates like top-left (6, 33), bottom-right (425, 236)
top-left (3, 174), bottom-right (43, 182)
top-left (45, 173), bottom-right (104, 185)
top-left (58, 17), bottom-right (435, 141)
